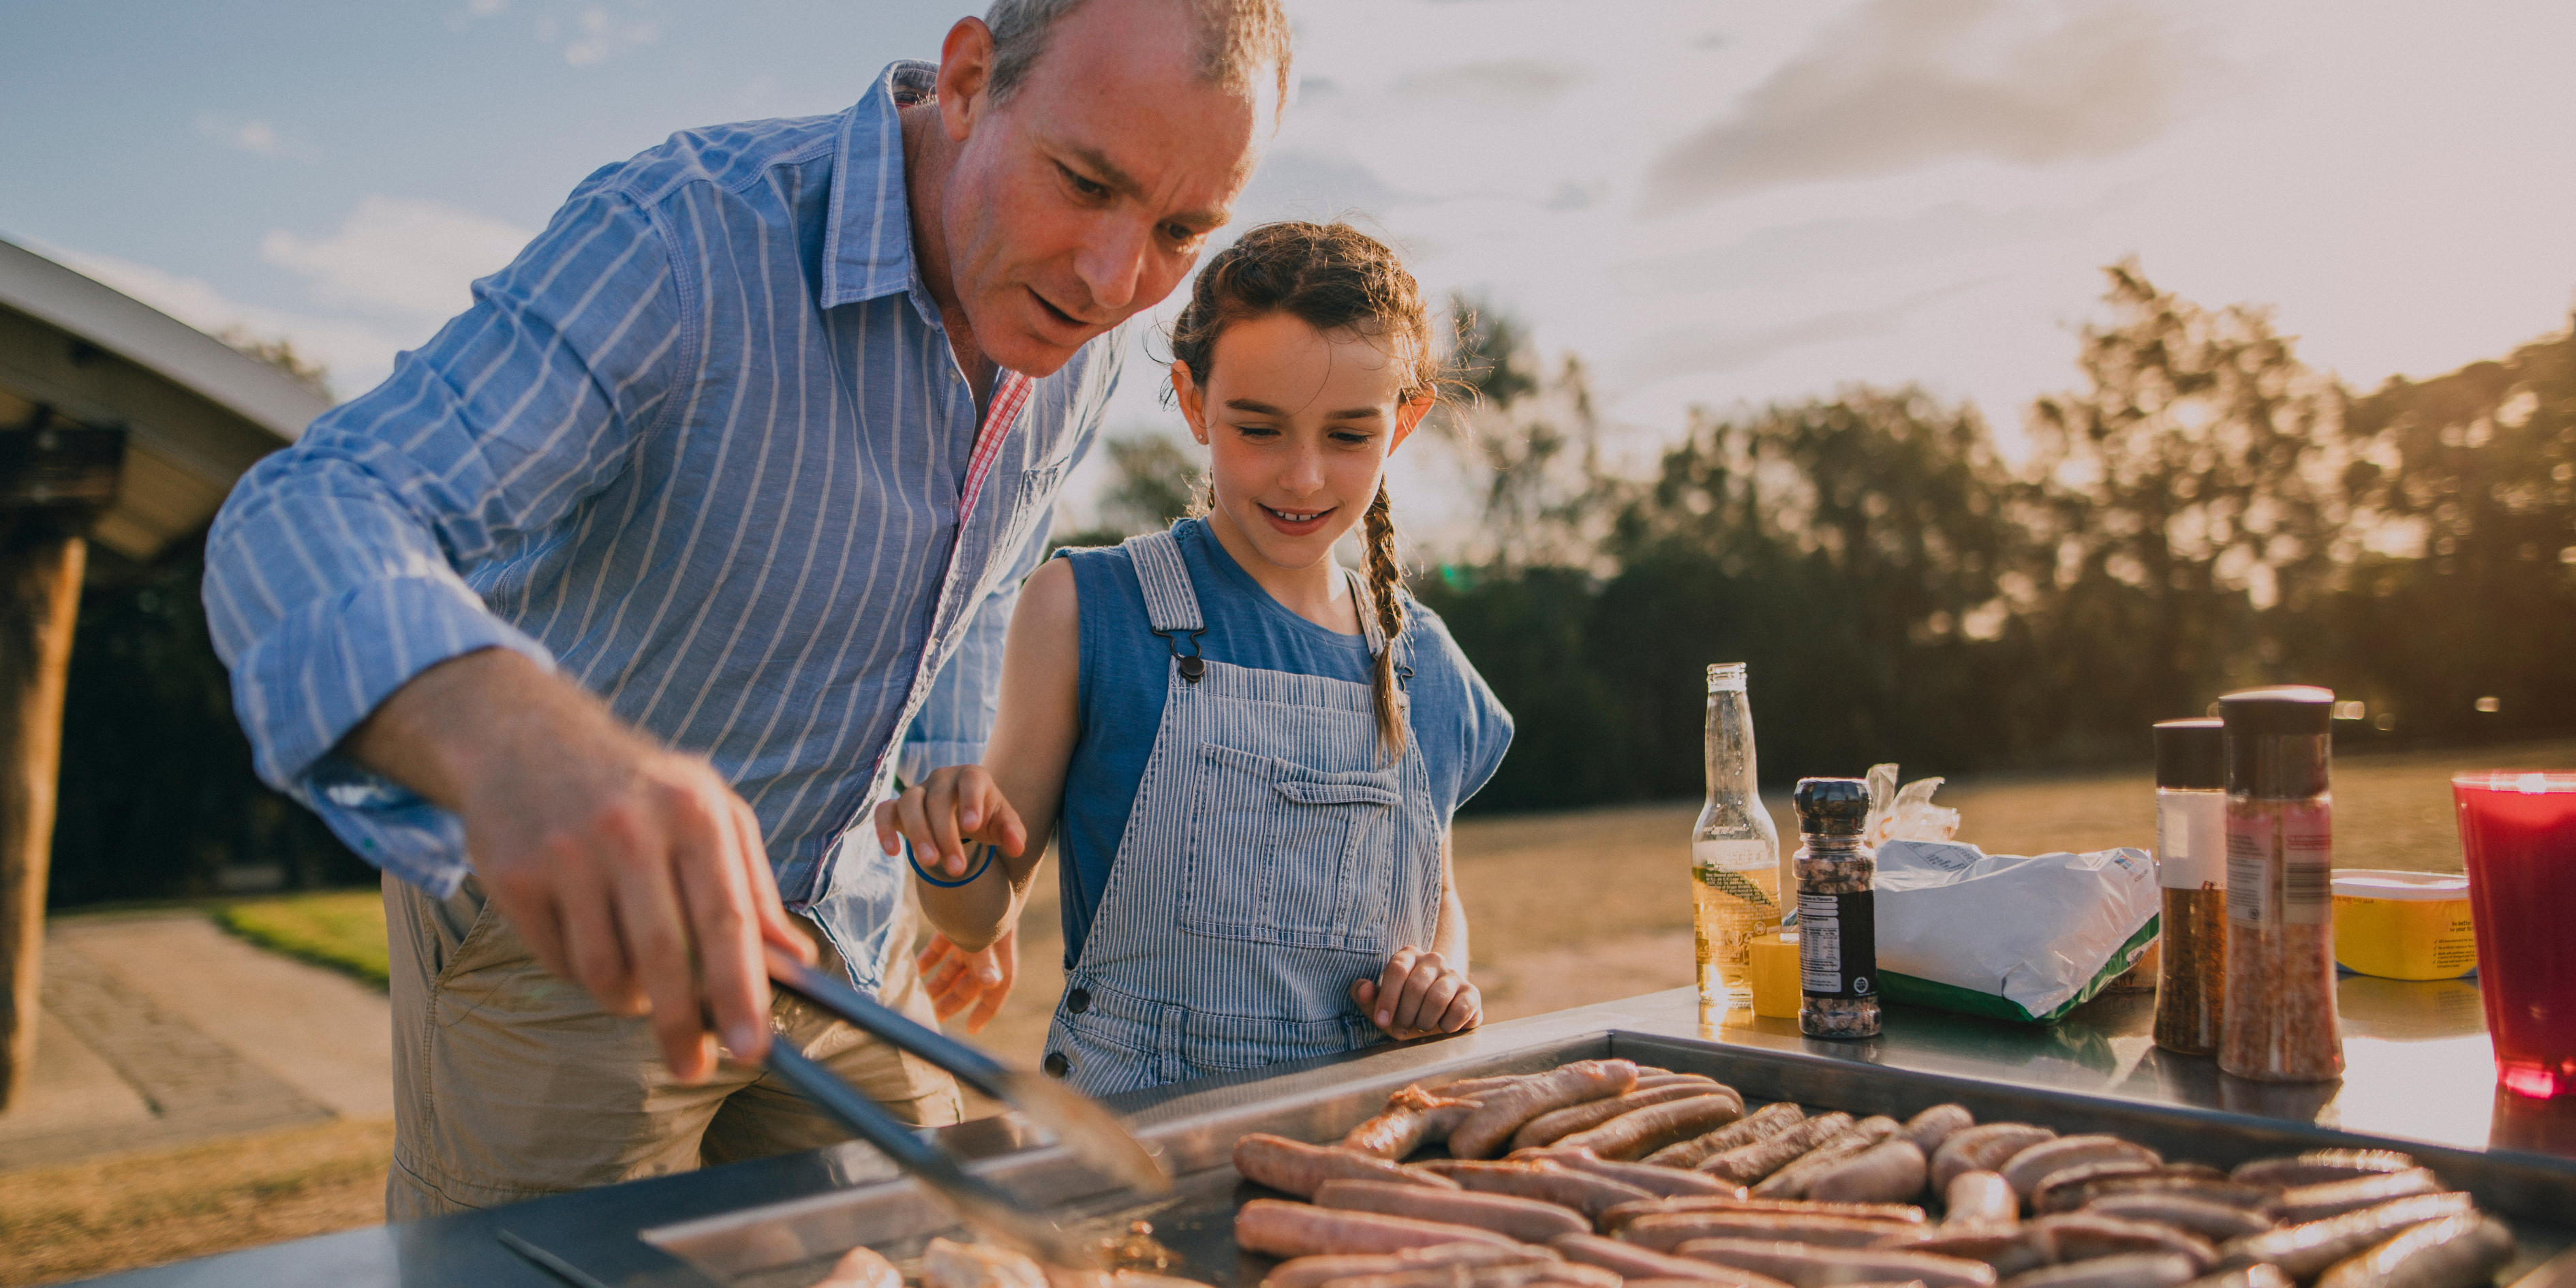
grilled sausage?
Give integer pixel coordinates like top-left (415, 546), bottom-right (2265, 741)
top-left (1651, 1103), bottom-right (1810, 1169)
top-left (1558, 1094), bottom-right (1750, 1161)
top-left (1236, 1199), bottom-right (1517, 1259)
top-left (1316, 1180), bottom-right (1592, 1243)
top-left (1673, 1237), bottom-right (1999, 1288)
top-left (813, 1246), bottom-right (903, 1288)
top-left (1510, 1148), bottom-right (1741, 1197)
top-left (1552, 1233), bottom-right (1796, 1287)
top-left (1811, 1139), bottom-right (1931, 1206)
top-left (1933, 1126), bottom-right (2059, 1191)
top-left (1238, 1135), bottom-right (1465, 1197)
top-left (1755, 1117), bottom-right (1905, 1199)
top-left (1871, 1227), bottom-right (2053, 1278)
top-left (2083, 1194), bottom-right (2273, 1240)
top-left (1706, 1114), bottom-right (1859, 1184)
top-left (1450, 1061), bottom-right (1641, 1159)
top-left (1944, 1171), bottom-right (2019, 1228)
top-left (2310, 1213), bottom-right (2513, 1288)
top-left (2263, 1170), bottom-right (2442, 1225)
top-left (2178, 1268), bottom-right (2293, 1288)
top-left (1516, 1084), bottom-right (1736, 1152)
top-left (1999, 1137), bottom-right (2163, 1201)
top-left (1318, 1263), bottom-right (1619, 1288)
top-left (2213, 1193), bottom-right (2477, 1282)
top-left (1905, 1106), bottom-right (1977, 1156)
top-left (1624, 1212), bottom-right (1928, 1251)
top-left (2035, 1169), bottom-right (2259, 1216)
top-left (921, 1239), bottom-right (1047, 1288)
top-left (2230, 1151), bottom-right (2419, 1190)
top-left (1996, 1253), bottom-right (2199, 1288)
top-left (2027, 1214), bottom-right (2216, 1270)
top-left (1343, 1087), bottom-right (1480, 1159)
top-left (1416, 1161), bottom-right (1654, 1217)
top-left (1263, 1242), bottom-right (1559, 1288)
top-left (1604, 1195), bottom-right (1930, 1233)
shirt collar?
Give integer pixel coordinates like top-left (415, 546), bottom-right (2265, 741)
top-left (822, 60), bottom-right (939, 310)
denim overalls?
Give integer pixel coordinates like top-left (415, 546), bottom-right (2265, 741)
top-left (1041, 530), bottom-right (1444, 1096)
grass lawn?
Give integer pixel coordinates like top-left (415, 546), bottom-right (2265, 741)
top-left (210, 889), bottom-right (388, 989)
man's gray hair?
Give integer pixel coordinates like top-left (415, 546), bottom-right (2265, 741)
top-left (985, 0), bottom-right (1292, 110)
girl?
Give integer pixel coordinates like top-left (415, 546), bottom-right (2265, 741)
top-left (876, 221), bottom-right (1513, 1097)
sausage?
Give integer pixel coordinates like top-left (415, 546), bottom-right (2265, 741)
top-left (1871, 1227), bottom-right (2053, 1278)
top-left (2036, 1169), bottom-right (2262, 1216)
top-left (1515, 1084), bottom-right (1737, 1152)
top-left (2212, 1193), bottom-right (2477, 1282)
top-left (2082, 1194), bottom-right (2274, 1240)
top-left (813, 1246), bottom-right (903, 1288)
top-left (1706, 1114), bottom-right (1859, 1184)
top-left (921, 1238), bottom-right (1047, 1288)
top-left (2230, 1151), bottom-right (2419, 1190)
top-left (1811, 1139), bottom-right (1931, 1206)
top-left (1755, 1117), bottom-right (1905, 1199)
top-left (2310, 1213), bottom-right (2513, 1288)
top-left (1624, 1212), bottom-right (1929, 1251)
top-left (2178, 1268), bottom-right (2293, 1288)
top-left (1557, 1094), bottom-right (1750, 1161)
top-left (2263, 1170), bottom-right (2443, 1225)
top-left (1995, 1253), bottom-right (2199, 1288)
top-left (1236, 1199), bottom-right (1517, 1259)
top-left (1509, 1148), bottom-right (1741, 1197)
top-left (1672, 1237), bottom-right (2000, 1288)
top-left (1604, 1195), bottom-right (1931, 1232)
top-left (1999, 1136), bottom-right (2164, 1201)
top-left (1238, 1135), bottom-right (1466, 1197)
top-left (1416, 1161), bottom-right (1654, 1217)
top-left (1449, 1061), bottom-right (1640, 1159)
top-left (1905, 1106), bottom-right (1977, 1155)
top-left (1319, 1264), bottom-right (1617, 1288)
top-left (1552, 1233), bottom-right (1796, 1287)
top-left (1944, 1171), bottom-right (2019, 1227)
top-left (1048, 1274), bottom-right (1218, 1288)
top-left (1651, 1103), bottom-right (1810, 1169)
top-left (1933, 1126), bottom-right (2059, 1191)
top-left (2027, 1214), bottom-right (2217, 1270)
top-left (1343, 1087), bottom-right (1481, 1159)
top-left (1316, 1179), bottom-right (1592, 1244)
top-left (1263, 1242), bottom-right (1559, 1288)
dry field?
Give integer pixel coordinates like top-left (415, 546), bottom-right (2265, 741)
top-left (10, 735), bottom-right (2562, 1285)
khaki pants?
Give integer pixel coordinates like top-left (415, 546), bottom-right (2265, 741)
top-left (383, 873), bottom-right (960, 1219)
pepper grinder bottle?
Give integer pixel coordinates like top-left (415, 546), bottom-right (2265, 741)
top-left (1693, 664), bottom-right (1782, 1009)
top-left (2218, 686), bottom-right (2345, 1082)
top-left (1794, 778), bottom-right (1880, 1039)
top-left (2152, 718), bottom-right (2227, 1055)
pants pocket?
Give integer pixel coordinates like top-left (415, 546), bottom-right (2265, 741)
top-left (1179, 743), bottom-right (1402, 951)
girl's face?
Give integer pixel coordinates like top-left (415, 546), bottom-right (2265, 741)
top-left (1173, 311), bottom-right (1433, 574)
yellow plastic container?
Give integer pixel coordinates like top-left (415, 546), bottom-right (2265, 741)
top-left (2331, 869), bottom-right (2478, 981)
top-left (1747, 932), bottom-right (1803, 1018)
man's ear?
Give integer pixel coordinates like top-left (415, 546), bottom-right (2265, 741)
top-left (1171, 360), bottom-right (1208, 443)
top-left (937, 17), bottom-right (996, 142)
top-left (1389, 393), bottom-right (1436, 451)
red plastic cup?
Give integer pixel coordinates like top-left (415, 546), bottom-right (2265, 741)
top-left (2454, 771), bottom-right (2576, 1099)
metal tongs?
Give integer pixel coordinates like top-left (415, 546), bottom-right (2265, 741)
top-left (754, 945), bottom-right (1171, 1266)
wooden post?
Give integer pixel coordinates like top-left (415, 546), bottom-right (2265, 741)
top-left (0, 418), bottom-right (123, 1110)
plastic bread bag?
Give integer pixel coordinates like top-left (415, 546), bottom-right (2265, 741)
top-left (1864, 763), bottom-right (1961, 846)
top-left (1873, 839), bottom-right (2159, 1024)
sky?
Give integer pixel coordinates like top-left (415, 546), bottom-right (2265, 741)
top-left (9, 0), bottom-right (2576, 536)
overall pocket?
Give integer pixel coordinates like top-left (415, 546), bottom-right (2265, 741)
top-left (1179, 742), bottom-right (1402, 951)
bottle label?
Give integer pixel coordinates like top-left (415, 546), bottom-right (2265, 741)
top-left (1798, 891), bottom-right (1876, 998)
top-left (2157, 793), bottom-right (2226, 889)
top-left (2224, 813), bottom-right (2269, 925)
top-left (2284, 808), bottom-right (2331, 926)
top-left (2224, 801), bottom-right (2333, 926)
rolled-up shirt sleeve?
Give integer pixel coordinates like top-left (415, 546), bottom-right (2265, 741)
top-left (203, 182), bottom-right (685, 894)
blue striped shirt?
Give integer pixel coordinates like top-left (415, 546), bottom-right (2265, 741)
top-left (202, 61), bottom-right (1122, 988)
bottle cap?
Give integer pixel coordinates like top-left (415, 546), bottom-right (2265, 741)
top-left (2153, 718), bottom-right (2224, 789)
top-left (1794, 778), bottom-right (1870, 835)
top-left (1707, 662), bottom-right (1747, 694)
top-left (2221, 686), bottom-right (2333, 798)
top-left (2218, 686), bottom-right (2333, 735)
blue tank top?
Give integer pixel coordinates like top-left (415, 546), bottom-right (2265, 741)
top-left (1054, 518), bottom-right (1514, 964)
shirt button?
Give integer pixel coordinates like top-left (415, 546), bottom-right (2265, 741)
top-left (1067, 988), bottom-right (1092, 1015)
top-left (1043, 1051), bottom-right (1071, 1078)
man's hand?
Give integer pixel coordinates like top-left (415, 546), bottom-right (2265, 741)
top-left (1351, 946), bottom-right (1481, 1041)
top-left (917, 927), bottom-right (1017, 1034)
top-left (346, 649), bottom-right (815, 1082)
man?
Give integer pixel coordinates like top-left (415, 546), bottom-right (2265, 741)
top-left (204, 0), bottom-right (1287, 1217)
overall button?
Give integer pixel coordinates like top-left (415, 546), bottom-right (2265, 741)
top-left (1042, 1051), bottom-right (1071, 1079)
top-left (1066, 988), bottom-right (1092, 1014)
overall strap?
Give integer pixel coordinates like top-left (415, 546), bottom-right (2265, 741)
top-left (1123, 529), bottom-right (1208, 680)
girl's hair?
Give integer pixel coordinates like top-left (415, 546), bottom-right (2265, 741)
top-left (1170, 221), bottom-right (1443, 757)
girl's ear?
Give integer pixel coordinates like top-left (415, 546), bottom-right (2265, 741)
top-left (1171, 359), bottom-right (1208, 444)
top-left (1389, 392), bottom-right (1437, 452)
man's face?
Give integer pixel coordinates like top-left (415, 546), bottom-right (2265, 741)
top-left (938, 0), bottom-right (1264, 378)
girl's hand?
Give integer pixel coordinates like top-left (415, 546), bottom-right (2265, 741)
top-left (917, 928), bottom-right (1017, 1034)
top-left (1351, 946), bottom-right (1481, 1041)
top-left (875, 765), bottom-right (1027, 879)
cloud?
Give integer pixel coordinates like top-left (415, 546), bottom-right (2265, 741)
top-left (1622, 278), bottom-right (1987, 386)
top-left (1610, 200), bottom-right (2090, 298)
top-left (1643, 0), bottom-right (2211, 213)
top-left (1396, 59), bottom-right (1584, 104)
top-left (455, 0), bottom-right (658, 66)
top-left (194, 110), bottom-right (309, 160)
top-left (1237, 149), bottom-right (1411, 223)
top-left (261, 196), bottom-right (534, 321)
top-left (44, 247), bottom-right (415, 400)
